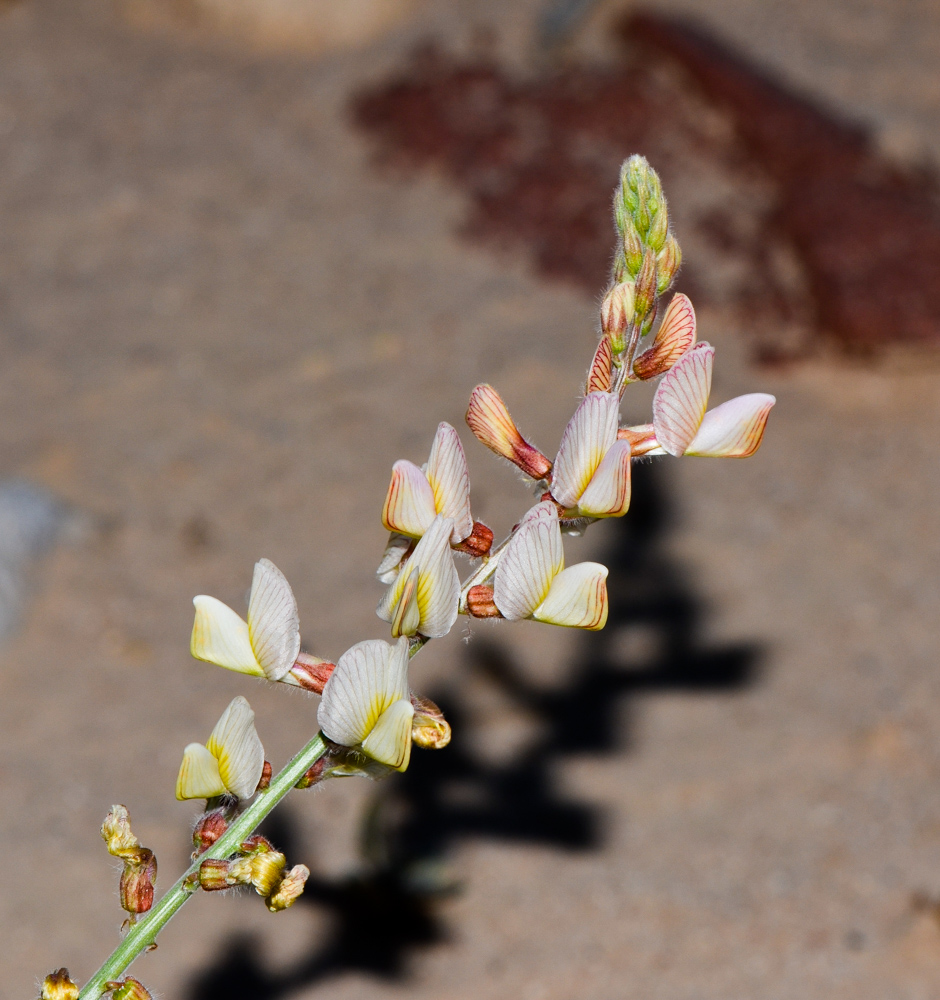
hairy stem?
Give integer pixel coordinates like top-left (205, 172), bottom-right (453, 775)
top-left (79, 732), bottom-right (328, 999)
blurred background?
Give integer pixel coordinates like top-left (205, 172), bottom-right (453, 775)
top-left (2, 1), bottom-right (940, 997)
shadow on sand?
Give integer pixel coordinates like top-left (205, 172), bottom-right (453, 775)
top-left (188, 463), bottom-right (760, 999)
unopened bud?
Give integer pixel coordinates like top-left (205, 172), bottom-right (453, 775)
top-left (453, 521), bottom-right (494, 558)
top-left (411, 695), bottom-right (452, 749)
top-left (295, 755), bottom-right (331, 789)
top-left (256, 760), bottom-right (272, 792)
top-left (634, 250), bottom-right (658, 319)
top-left (466, 384), bottom-right (552, 480)
top-left (119, 848), bottom-right (157, 915)
top-left (620, 214), bottom-right (644, 277)
top-left (600, 282), bottom-right (635, 354)
top-left (41, 969), bottom-right (78, 1000)
top-left (656, 235), bottom-right (682, 294)
top-left (104, 979), bottom-right (152, 1000)
top-left (647, 197), bottom-right (669, 253)
top-left (193, 807), bottom-right (230, 855)
top-left (287, 653), bottom-right (335, 694)
top-left (466, 585), bottom-right (501, 619)
top-left (266, 863), bottom-right (309, 912)
top-left (198, 858), bottom-right (233, 891)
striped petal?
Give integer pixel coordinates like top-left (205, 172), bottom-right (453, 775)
top-left (425, 422), bottom-right (473, 543)
top-left (551, 392), bottom-right (620, 508)
top-left (247, 559), bottom-right (301, 681)
top-left (652, 342), bottom-right (714, 456)
top-left (382, 460), bottom-right (437, 539)
top-left (466, 384), bottom-right (552, 480)
top-left (577, 439), bottom-right (632, 517)
top-left (376, 532), bottom-right (413, 584)
top-left (686, 393), bottom-right (776, 458)
top-left (206, 695), bottom-right (265, 800)
top-left (176, 742), bottom-right (226, 801)
top-left (633, 292), bottom-right (696, 380)
top-left (191, 595), bottom-right (263, 677)
top-left (586, 337), bottom-right (612, 394)
top-left (361, 698), bottom-right (414, 771)
top-left (533, 562), bottom-right (609, 630)
top-left (494, 500), bottom-right (564, 620)
top-left (377, 516), bottom-right (459, 638)
top-left (318, 637), bottom-right (409, 747)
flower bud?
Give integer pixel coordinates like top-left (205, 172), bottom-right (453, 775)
top-left (104, 979), bottom-right (152, 1000)
top-left (647, 196), bottom-right (670, 253)
top-left (256, 760), bottom-right (272, 792)
top-left (266, 863), bottom-right (309, 912)
top-left (453, 521), bottom-right (494, 558)
top-left (600, 282), bottom-right (636, 354)
top-left (193, 807), bottom-right (231, 855)
top-left (295, 754), bottom-right (331, 789)
top-left (119, 848), bottom-right (157, 915)
top-left (633, 249), bottom-right (658, 319)
top-left (198, 858), bottom-right (233, 892)
top-left (466, 384), bottom-right (552, 480)
top-left (411, 695), bottom-right (452, 749)
top-left (656, 234), bottom-right (682, 294)
top-left (287, 653), bottom-right (336, 694)
top-left (41, 970), bottom-right (78, 1000)
top-left (466, 585), bottom-right (501, 618)
top-left (620, 214), bottom-right (644, 277)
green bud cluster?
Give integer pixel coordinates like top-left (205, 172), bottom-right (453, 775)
top-left (612, 156), bottom-right (682, 316)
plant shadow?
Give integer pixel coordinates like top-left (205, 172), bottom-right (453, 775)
top-left (188, 463), bottom-right (760, 1000)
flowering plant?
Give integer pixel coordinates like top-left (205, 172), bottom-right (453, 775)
top-left (38, 156), bottom-right (773, 1000)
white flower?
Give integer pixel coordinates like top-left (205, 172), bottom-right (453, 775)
top-left (318, 637), bottom-right (414, 772)
top-left (377, 515), bottom-right (459, 639)
top-left (652, 342), bottom-right (776, 457)
top-left (494, 501), bottom-right (608, 630)
top-left (382, 422), bottom-right (473, 545)
top-left (549, 393), bottom-right (632, 518)
top-left (190, 559), bottom-right (301, 682)
top-left (176, 696), bottom-right (265, 801)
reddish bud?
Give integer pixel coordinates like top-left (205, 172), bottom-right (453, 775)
top-left (295, 755), bottom-right (331, 789)
top-left (634, 249), bottom-right (658, 319)
top-left (119, 848), bottom-right (157, 915)
top-left (466, 384), bottom-right (552, 480)
top-left (193, 808), bottom-right (230, 854)
top-left (288, 653), bottom-right (335, 694)
top-left (256, 760), bottom-right (272, 792)
top-left (198, 858), bottom-right (234, 891)
top-left (453, 521), bottom-right (494, 557)
top-left (466, 585), bottom-right (501, 619)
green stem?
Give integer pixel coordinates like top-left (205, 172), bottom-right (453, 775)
top-left (79, 732), bottom-right (328, 999)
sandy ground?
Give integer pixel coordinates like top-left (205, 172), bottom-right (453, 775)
top-left (2, 1), bottom-right (940, 998)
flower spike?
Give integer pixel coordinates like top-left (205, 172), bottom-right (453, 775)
top-left (377, 516), bottom-right (460, 638)
top-left (318, 637), bottom-right (414, 771)
top-left (632, 292), bottom-right (696, 381)
top-left (176, 696), bottom-right (265, 801)
top-left (191, 559), bottom-right (301, 682)
top-left (466, 384), bottom-right (552, 480)
top-left (550, 393), bottom-right (632, 518)
top-left (493, 500), bottom-right (608, 630)
top-left (652, 343), bottom-right (775, 457)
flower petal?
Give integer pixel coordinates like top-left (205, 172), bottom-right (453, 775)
top-left (652, 342), bottom-right (714, 456)
top-left (382, 460), bottom-right (437, 539)
top-left (633, 292), bottom-right (696, 380)
top-left (412, 516), bottom-right (460, 638)
top-left (466, 384), bottom-right (552, 479)
top-left (376, 532), bottom-right (413, 584)
top-left (191, 595), bottom-right (263, 677)
top-left (586, 337), bottom-right (612, 394)
top-left (686, 393), bottom-right (776, 458)
top-left (247, 558), bottom-right (301, 681)
top-left (577, 439), bottom-right (632, 517)
top-left (318, 637), bottom-right (409, 747)
top-left (551, 392), bottom-right (620, 508)
top-left (206, 695), bottom-right (265, 800)
top-left (176, 742), bottom-right (226, 801)
top-left (389, 564), bottom-right (422, 638)
top-left (361, 698), bottom-right (414, 771)
top-left (494, 500), bottom-right (564, 620)
top-left (425, 422), bottom-right (473, 543)
top-left (533, 562), bottom-right (609, 630)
